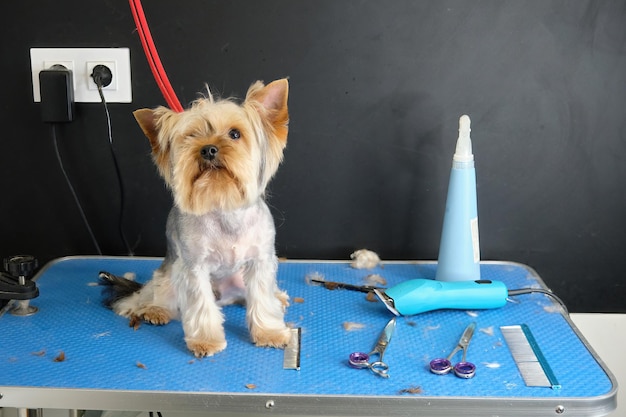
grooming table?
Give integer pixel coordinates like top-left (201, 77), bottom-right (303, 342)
top-left (0, 257), bottom-right (617, 416)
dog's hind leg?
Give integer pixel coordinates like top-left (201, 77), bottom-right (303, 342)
top-left (140, 266), bottom-right (178, 325)
top-left (244, 258), bottom-right (291, 348)
top-left (111, 263), bottom-right (178, 325)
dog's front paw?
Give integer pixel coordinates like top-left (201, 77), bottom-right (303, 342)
top-left (251, 326), bottom-right (291, 348)
top-left (186, 338), bottom-right (227, 357)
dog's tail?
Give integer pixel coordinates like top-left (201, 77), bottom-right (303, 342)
top-left (98, 271), bottom-right (143, 308)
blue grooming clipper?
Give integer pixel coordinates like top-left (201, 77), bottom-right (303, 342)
top-left (374, 278), bottom-right (508, 316)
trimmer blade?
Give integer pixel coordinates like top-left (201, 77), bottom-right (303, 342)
top-left (374, 289), bottom-right (400, 316)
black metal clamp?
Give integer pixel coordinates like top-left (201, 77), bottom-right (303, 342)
top-left (0, 255), bottom-right (39, 316)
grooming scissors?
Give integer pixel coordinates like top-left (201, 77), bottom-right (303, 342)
top-left (430, 322), bottom-right (477, 379)
top-left (348, 317), bottom-right (396, 378)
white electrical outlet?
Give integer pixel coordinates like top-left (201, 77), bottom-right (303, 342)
top-left (86, 61), bottom-right (118, 91)
top-left (30, 48), bottom-right (132, 103)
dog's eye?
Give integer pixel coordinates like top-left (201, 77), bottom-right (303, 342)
top-left (228, 128), bottom-right (241, 140)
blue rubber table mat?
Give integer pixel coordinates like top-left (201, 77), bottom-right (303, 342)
top-left (0, 257), bottom-right (616, 415)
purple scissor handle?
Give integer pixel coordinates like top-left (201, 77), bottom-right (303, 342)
top-left (429, 322), bottom-right (477, 379)
top-left (349, 317), bottom-right (396, 378)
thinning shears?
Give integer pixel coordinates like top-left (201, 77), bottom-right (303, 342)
top-left (430, 322), bottom-right (477, 379)
top-left (348, 317), bottom-right (397, 378)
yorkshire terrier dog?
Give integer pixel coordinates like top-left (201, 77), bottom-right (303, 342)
top-left (100, 79), bottom-right (291, 357)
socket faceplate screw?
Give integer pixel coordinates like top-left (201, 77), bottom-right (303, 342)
top-left (265, 400), bottom-right (275, 409)
top-left (555, 405), bottom-right (565, 414)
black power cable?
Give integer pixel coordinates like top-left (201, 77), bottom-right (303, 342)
top-left (52, 124), bottom-right (103, 255)
top-left (41, 64), bottom-right (103, 255)
top-left (91, 65), bottom-right (134, 256)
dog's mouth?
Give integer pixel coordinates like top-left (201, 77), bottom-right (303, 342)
top-left (196, 154), bottom-right (239, 184)
top-left (199, 158), bottom-right (222, 171)
top-left (191, 144), bottom-right (240, 196)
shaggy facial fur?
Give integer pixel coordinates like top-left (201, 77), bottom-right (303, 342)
top-left (102, 79), bottom-right (291, 357)
top-left (134, 79), bottom-right (289, 215)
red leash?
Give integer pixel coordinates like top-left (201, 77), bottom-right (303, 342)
top-left (129, 0), bottom-right (184, 112)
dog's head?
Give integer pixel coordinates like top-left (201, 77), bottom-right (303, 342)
top-left (134, 79), bottom-right (289, 215)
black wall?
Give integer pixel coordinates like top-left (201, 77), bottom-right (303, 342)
top-left (2, 1), bottom-right (625, 312)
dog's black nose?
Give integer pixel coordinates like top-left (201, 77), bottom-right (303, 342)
top-left (200, 145), bottom-right (218, 161)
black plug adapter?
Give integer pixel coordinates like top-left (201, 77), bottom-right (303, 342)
top-left (39, 64), bottom-right (75, 123)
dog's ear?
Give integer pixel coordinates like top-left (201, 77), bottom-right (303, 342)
top-left (245, 79), bottom-right (289, 145)
top-left (133, 108), bottom-right (160, 148)
top-left (133, 107), bottom-right (174, 184)
top-left (245, 79), bottom-right (290, 191)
